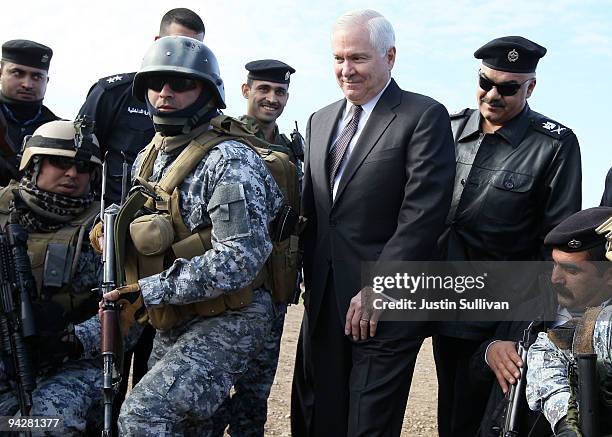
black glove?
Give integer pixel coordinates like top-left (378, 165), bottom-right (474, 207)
top-left (555, 417), bottom-right (580, 437)
top-left (36, 324), bottom-right (84, 370)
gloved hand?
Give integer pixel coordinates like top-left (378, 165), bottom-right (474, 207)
top-left (103, 283), bottom-right (148, 334)
top-left (36, 324), bottom-right (84, 370)
top-left (554, 417), bottom-right (580, 437)
top-left (89, 221), bottom-right (104, 253)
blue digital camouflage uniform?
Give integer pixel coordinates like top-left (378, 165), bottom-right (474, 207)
top-left (526, 305), bottom-right (612, 432)
top-left (0, 243), bottom-right (104, 437)
top-left (117, 130), bottom-right (284, 436)
top-left (207, 116), bottom-right (299, 436)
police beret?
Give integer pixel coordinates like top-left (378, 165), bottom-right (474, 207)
top-left (544, 207), bottom-right (612, 252)
top-left (245, 59), bottom-right (295, 84)
top-left (474, 36), bottom-right (546, 74)
top-left (2, 39), bottom-right (53, 71)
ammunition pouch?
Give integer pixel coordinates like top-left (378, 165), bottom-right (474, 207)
top-left (130, 213), bottom-right (174, 256)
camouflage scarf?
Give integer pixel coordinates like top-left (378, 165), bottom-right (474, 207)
top-left (15, 179), bottom-right (94, 232)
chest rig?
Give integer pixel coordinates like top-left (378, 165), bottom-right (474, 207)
top-left (0, 184), bottom-right (100, 326)
top-left (115, 115), bottom-right (300, 331)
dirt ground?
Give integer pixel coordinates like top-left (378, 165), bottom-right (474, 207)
top-left (264, 304), bottom-right (438, 436)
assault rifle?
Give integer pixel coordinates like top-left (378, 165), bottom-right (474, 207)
top-left (500, 321), bottom-right (535, 437)
top-left (290, 121), bottom-right (305, 162)
top-left (0, 210), bottom-right (37, 436)
top-left (99, 156), bottom-right (123, 437)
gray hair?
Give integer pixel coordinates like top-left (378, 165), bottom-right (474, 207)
top-left (333, 9), bottom-right (395, 57)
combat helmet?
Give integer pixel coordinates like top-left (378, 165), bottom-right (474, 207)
top-left (19, 117), bottom-right (102, 172)
top-left (133, 36), bottom-right (225, 108)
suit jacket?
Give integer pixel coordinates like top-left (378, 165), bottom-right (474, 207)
top-left (301, 79), bottom-right (456, 333)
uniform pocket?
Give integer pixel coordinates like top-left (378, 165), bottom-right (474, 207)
top-left (481, 170), bottom-right (535, 225)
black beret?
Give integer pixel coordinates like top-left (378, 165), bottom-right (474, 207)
top-left (2, 39), bottom-right (53, 71)
top-left (544, 207), bottom-right (612, 252)
top-left (245, 59), bottom-right (295, 84)
top-left (474, 36), bottom-right (546, 74)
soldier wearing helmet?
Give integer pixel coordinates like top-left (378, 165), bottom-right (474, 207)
top-left (0, 119), bottom-right (112, 434)
top-left (101, 36), bottom-right (283, 435)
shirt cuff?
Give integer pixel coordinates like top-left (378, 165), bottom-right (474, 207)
top-left (543, 391), bottom-right (570, 432)
top-left (484, 340), bottom-right (501, 367)
top-left (139, 273), bottom-right (164, 306)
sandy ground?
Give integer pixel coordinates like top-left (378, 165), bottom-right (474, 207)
top-left (263, 304), bottom-right (438, 437)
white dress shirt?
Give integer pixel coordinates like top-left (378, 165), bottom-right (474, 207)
top-left (330, 79), bottom-right (391, 200)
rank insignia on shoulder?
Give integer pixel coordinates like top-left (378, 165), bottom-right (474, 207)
top-left (541, 121), bottom-right (567, 135)
top-left (532, 116), bottom-right (572, 139)
top-left (97, 72), bottom-right (135, 90)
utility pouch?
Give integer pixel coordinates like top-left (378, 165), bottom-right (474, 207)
top-left (270, 204), bottom-right (299, 243)
top-left (268, 234), bottom-right (300, 304)
top-left (129, 213), bottom-right (175, 256)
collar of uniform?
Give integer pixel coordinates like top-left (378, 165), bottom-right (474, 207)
top-left (239, 114), bottom-right (279, 141)
top-left (153, 122), bottom-right (212, 153)
top-left (341, 78), bottom-right (391, 122)
top-left (492, 104), bottom-right (531, 148)
top-left (457, 103), bottom-right (531, 148)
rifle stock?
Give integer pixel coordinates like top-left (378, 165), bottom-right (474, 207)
top-left (0, 214), bottom-right (37, 436)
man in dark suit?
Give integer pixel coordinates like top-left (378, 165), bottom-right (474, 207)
top-left (291, 9), bottom-right (455, 437)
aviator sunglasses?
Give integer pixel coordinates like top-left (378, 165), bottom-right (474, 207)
top-left (47, 156), bottom-right (96, 174)
top-left (478, 72), bottom-right (533, 97)
top-left (146, 76), bottom-right (199, 93)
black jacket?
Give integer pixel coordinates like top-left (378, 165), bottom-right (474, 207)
top-left (78, 72), bottom-right (154, 204)
top-left (439, 104), bottom-right (582, 339)
top-left (0, 103), bottom-right (59, 185)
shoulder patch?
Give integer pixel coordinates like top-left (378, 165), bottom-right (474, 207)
top-left (450, 108), bottom-right (471, 119)
top-left (96, 72), bottom-right (136, 90)
top-left (531, 116), bottom-right (572, 139)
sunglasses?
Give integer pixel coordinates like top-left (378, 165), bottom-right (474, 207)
top-left (146, 76), bottom-right (199, 93)
top-left (478, 73), bottom-right (533, 97)
top-left (47, 156), bottom-right (95, 174)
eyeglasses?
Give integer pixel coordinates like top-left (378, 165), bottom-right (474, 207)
top-left (478, 73), bottom-right (533, 97)
top-left (47, 156), bottom-right (95, 174)
top-left (145, 76), bottom-right (199, 93)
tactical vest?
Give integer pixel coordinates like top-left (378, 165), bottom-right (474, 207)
top-left (0, 184), bottom-right (100, 328)
top-left (548, 307), bottom-right (612, 435)
top-left (116, 115), bottom-right (300, 331)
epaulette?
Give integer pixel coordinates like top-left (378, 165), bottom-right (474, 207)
top-left (96, 72), bottom-right (136, 90)
top-left (530, 112), bottom-right (573, 139)
top-left (450, 108), bottom-right (470, 119)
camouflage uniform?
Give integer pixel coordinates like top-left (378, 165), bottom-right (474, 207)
top-left (207, 115), bottom-right (299, 436)
top-left (0, 243), bottom-right (104, 437)
top-left (526, 305), bottom-right (612, 432)
top-left (117, 131), bottom-right (284, 436)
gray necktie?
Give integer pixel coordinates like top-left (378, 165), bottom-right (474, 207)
top-left (328, 105), bottom-right (363, 191)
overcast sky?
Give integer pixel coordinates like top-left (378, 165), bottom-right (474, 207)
top-left (2, 0), bottom-right (610, 206)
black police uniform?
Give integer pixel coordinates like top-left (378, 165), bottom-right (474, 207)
top-left (0, 39), bottom-right (59, 185)
top-left (435, 36), bottom-right (583, 437)
top-left (78, 72), bottom-right (154, 204)
top-left (0, 105), bottom-right (58, 181)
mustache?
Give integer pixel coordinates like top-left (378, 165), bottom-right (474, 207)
top-left (480, 97), bottom-right (505, 108)
top-left (552, 283), bottom-right (572, 298)
top-left (259, 100), bottom-right (279, 109)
